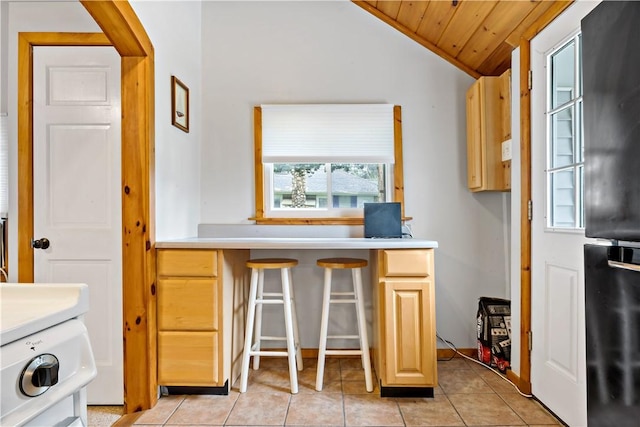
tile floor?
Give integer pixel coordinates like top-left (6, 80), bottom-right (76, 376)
top-left (88, 356), bottom-right (563, 427)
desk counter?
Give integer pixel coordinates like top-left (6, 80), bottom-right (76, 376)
top-left (155, 237), bottom-right (438, 250)
top-left (155, 238), bottom-right (438, 398)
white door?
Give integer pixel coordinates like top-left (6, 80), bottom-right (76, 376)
top-left (33, 46), bottom-right (123, 405)
top-left (530, 2), bottom-right (599, 426)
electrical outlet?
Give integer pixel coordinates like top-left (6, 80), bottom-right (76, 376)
top-left (501, 139), bottom-right (512, 161)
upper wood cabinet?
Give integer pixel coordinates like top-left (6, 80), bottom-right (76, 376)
top-left (466, 69), bottom-right (511, 192)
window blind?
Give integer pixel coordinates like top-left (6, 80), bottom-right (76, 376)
top-left (261, 104), bottom-right (395, 163)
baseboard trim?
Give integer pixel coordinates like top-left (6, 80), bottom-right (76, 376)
top-left (112, 412), bottom-right (141, 427)
top-left (302, 348), bottom-right (478, 360)
top-left (506, 370), bottom-right (531, 395)
top-left (436, 347), bottom-right (476, 359)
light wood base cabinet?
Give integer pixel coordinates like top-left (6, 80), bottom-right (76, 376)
top-left (156, 248), bottom-right (249, 391)
top-left (372, 249), bottom-right (437, 391)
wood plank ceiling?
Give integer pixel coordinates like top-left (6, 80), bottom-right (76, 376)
top-left (353, 0), bottom-right (573, 78)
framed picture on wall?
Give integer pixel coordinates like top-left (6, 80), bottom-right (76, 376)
top-left (171, 76), bottom-right (189, 133)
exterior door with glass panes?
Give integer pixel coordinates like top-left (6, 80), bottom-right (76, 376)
top-left (530, 2), bottom-right (598, 425)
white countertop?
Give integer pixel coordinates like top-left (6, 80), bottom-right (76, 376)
top-left (155, 237), bottom-right (438, 250)
top-left (0, 283), bottom-right (89, 345)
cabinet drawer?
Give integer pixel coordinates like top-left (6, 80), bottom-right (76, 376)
top-left (158, 278), bottom-right (218, 331)
top-left (382, 249), bottom-right (433, 277)
top-left (157, 249), bottom-right (218, 277)
top-left (158, 331), bottom-right (219, 386)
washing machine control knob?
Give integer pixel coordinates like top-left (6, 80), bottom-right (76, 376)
top-left (20, 354), bottom-right (60, 397)
top-left (32, 360), bottom-right (59, 387)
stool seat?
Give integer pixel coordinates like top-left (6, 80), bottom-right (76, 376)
top-left (247, 258), bottom-right (298, 269)
top-left (317, 258), bottom-right (368, 269)
top-left (316, 257), bottom-right (373, 392)
top-left (240, 257), bottom-right (302, 394)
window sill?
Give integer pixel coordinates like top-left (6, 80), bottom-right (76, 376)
top-left (249, 216), bottom-right (413, 225)
top-left (250, 217), bottom-right (363, 225)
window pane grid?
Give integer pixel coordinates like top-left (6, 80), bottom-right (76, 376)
top-left (546, 33), bottom-right (584, 229)
top-left (268, 162), bottom-right (386, 213)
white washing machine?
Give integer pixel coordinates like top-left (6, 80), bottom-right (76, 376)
top-left (0, 283), bottom-right (97, 426)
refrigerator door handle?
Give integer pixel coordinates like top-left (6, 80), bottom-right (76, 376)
top-left (607, 260), bottom-right (640, 272)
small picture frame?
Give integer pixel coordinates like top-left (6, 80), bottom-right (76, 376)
top-left (171, 76), bottom-right (189, 133)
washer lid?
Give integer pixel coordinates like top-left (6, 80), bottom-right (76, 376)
top-left (0, 283), bottom-right (89, 345)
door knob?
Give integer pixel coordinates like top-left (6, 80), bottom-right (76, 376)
top-left (31, 238), bottom-right (50, 250)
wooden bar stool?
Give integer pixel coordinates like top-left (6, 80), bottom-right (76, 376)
top-left (239, 258), bottom-right (303, 394)
top-left (315, 257), bottom-right (373, 392)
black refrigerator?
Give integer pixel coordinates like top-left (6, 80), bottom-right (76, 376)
top-left (582, 1), bottom-right (640, 425)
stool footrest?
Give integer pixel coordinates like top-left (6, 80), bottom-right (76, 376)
top-left (327, 335), bottom-right (360, 340)
top-left (325, 349), bottom-right (364, 356)
top-left (329, 299), bottom-right (357, 304)
top-left (255, 336), bottom-right (287, 341)
top-left (255, 299), bottom-right (284, 305)
top-left (250, 350), bottom-right (290, 357)
top-left (331, 292), bottom-right (355, 296)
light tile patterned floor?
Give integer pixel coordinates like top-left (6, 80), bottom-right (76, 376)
top-left (88, 357), bottom-right (563, 426)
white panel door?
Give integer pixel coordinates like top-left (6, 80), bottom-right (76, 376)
top-left (33, 46), bottom-right (123, 405)
top-left (530, 2), bottom-right (599, 426)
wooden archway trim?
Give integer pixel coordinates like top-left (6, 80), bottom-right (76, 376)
top-left (17, 0), bottom-right (156, 414)
top-left (80, 0), bottom-right (156, 413)
top-left (81, 0), bottom-right (153, 57)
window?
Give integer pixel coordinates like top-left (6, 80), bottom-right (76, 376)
top-left (546, 34), bottom-right (584, 229)
top-left (254, 104), bottom-right (405, 224)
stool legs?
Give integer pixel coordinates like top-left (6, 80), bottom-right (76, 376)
top-left (353, 267), bottom-right (373, 392)
top-left (287, 267), bottom-right (304, 371)
top-left (315, 267), bottom-right (333, 391)
top-left (240, 265), bottom-right (301, 394)
top-left (281, 267), bottom-right (299, 393)
top-left (252, 269), bottom-right (265, 370)
top-left (315, 266), bottom-right (373, 392)
top-left (240, 267), bottom-right (260, 393)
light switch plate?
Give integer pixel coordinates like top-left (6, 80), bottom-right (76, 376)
top-left (501, 139), bottom-right (512, 161)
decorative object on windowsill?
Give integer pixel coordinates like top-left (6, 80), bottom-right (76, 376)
top-left (171, 76), bottom-right (189, 133)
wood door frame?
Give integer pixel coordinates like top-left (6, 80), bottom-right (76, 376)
top-left (507, 1), bottom-right (574, 395)
top-left (17, 1), bottom-right (156, 413)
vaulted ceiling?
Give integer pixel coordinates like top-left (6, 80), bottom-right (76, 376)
top-left (353, 0), bottom-right (574, 78)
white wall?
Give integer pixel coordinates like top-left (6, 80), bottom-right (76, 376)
top-left (199, 1), bottom-right (509, 348)
top-left (4, 1), bottom-right (101, 280)
top-left (2, 0), bottom-right (202, 280)
top-left (130, 0), bottom-right (202, 240)
top-left (1, 0), bottom-right (510, 350)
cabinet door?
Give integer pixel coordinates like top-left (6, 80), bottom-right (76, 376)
top-left (466, 80), bottom-right (484, 190)
top-left (158, 331), bottom-right (219, 386)
top-left (382, 278), bottom-right (436, 386)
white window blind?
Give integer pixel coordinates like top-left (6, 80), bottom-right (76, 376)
top-left (261, 104), bottom-right (395, 163)
top-left (0, 114), bottom-right (8, 218)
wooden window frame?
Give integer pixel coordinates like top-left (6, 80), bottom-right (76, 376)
top-left (252, 105), bottom-right (406, 225)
